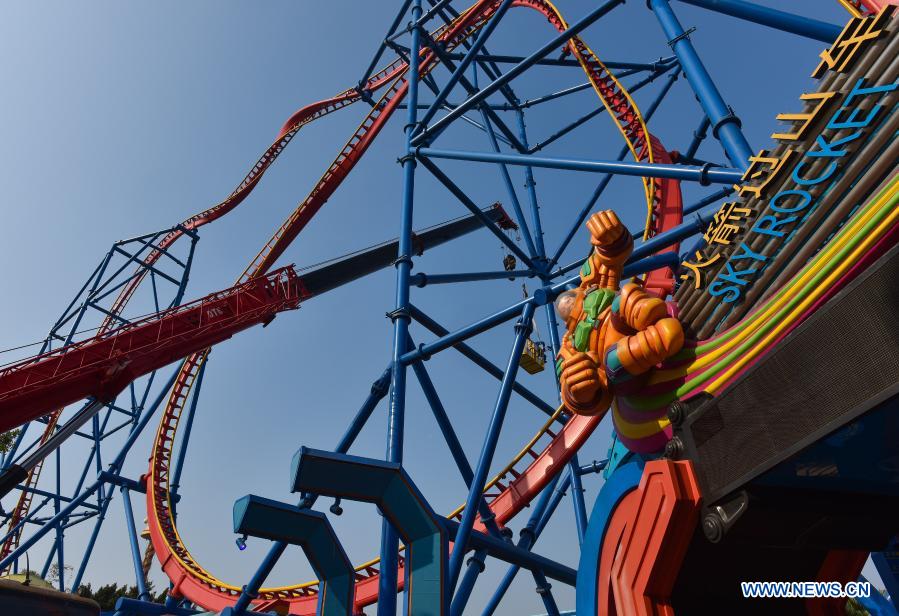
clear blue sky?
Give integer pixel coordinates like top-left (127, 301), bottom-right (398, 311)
top-left (0, 1), bottom-right (869, 613)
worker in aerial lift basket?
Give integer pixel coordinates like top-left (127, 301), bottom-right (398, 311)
top-left (554, 209), bottom-right (684, 418)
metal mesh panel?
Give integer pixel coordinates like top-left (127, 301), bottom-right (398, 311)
top-left (682, 244), bottom-right (899, 503)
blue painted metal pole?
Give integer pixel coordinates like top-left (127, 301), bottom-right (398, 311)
top-left (380, 1), bottom-right (422, 613)
top-left (684, 185), bottom-right (734, 215)
top-left (232, 542), bottom-right (289, 614)
top-left (56, 447), bottom-right (65, 591)
top-left (170, 359), bottom-right (208, 508)
top-left (408, 347), bottom-right (502, 539)
top-left (515, 109), bottom-right (547, 262)
top-left (438, 51), bottom-right (676, 72)
top-left (121, 487), bottom-right (151, 601)
top-left (418, 30), bottom-right (526, 151)
top-left (416, 147), bottom-right (744, 184)
top-left (579, 459), bottom-right (609, 475)
top-left (675, 0), bottom-right (840, 43)
top-left (409, 306), bottom-right (556, 417)
top-left (482, 472), bottom-right (572, 616)
top-left (339, 367), bottom-right (392, 454)
top-left (530, 62), bottom-right (679, 156)
top-left (359, 0), bottom-right (414, 90)
top-left (410, 361), bottom-right (473, 485)
top-left (418, 0), bottom-right (514, 131)
top-left (114, 597), bottom-right (199, 616)
top-left (418, 157), bottom-right (535, 268)
top-left (553, 202), bottom-right (719, 279)
top-left (871, 549), bottom-right (899, 609)
top-left (407, 247), bottom-right (682, 370)
top-left (548, 63), bottom-right (680, 281)
top-left (411, 270), bottom-right (535, 286)
top-left (402, 298), bottom-right (530, 364)
top-left (0, 497), bottom-right (49, 547)
top-left (685, 115), bottom-right (711, 159)
top-left (412, 0), bottom-right (625, 146)
top-left (448, 302), bottom-right (536, 592)
top-left (442, 519), bottom-right (576, 585)
top-left (71, 492), bottom-right (113, 590)
top-left (649, 0), bottom-right (753, 169)
top-left (474, 66), bottom-right (538, 257)
top-left (533, 569), bottom-right (561, 616)
top-left (450, 550), bottom-right (487, 616)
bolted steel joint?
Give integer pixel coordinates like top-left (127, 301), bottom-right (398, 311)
top-left (663, 436), bottom-right (684, 460)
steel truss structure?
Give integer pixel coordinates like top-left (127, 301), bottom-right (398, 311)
top-left (0, 0), bottom-right (897, 615)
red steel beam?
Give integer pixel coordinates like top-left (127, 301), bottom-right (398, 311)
top-left (0, 267), bottom-right (302, 433)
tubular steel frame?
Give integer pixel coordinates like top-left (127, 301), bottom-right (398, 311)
top-left (3, 2), bottom-right (891, 616)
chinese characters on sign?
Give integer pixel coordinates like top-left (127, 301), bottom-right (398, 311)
top-left (679, 6), bottom-right (896, 301)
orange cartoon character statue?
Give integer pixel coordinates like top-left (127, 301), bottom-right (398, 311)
top-left (554, 210), bottom-right (684, 451)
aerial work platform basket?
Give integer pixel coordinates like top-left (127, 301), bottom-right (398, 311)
top-left (520, 339), bottom-right (546, 374)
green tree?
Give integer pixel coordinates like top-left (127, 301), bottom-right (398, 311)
top-left (77, 580), bottom-right (167, 610)
top-left (47, 563), bottom-right (72, 590)
top-left (0, 429), bottom-right (20, 455)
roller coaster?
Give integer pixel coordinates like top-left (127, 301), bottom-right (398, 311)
top-left (0, 0), bottom-right (897, 614)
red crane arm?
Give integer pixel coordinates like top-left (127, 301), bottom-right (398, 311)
top-left (0, 267), bottom-right (302, 433)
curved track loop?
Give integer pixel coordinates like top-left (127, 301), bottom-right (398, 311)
top-left (144, 1), bottom-right (686, 613)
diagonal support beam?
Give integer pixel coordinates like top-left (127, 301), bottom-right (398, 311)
top-left (417, 146), bottom-right (744, 184)
top-left (411, 0), bottom-right (626, 146)
top-left (409, 306), bottom-right (557, 417)
top-left (649, 0), bottom-right (754, 168)
top-left (674, 0), bottom-right (841, 43)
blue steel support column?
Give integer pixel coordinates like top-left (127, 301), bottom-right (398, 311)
top-left (448, 302), bottom-right (536, 593)
top-left (649, 0), bottom-right (753, 169)
top-left (683, 185), bottom-right (734, 215)
top-left (450, 550), bottom-right (486, 616)
top-left (409, 306), bottom-right (555, 417)
top-left (529, 62), bottom-right (679, 156)
top-left (170, 359), bottom-right (207, 513)
top-left (416, 147), bottom-right (744, 184)
top-left (685, 115), bottom-right (711, 159)
top-left (56, 448), bottom-right (65, 591)
top-left (232, 542), bottom-right (289, 614)
top-left (359, 0), bottom-right (414, 90)
top-left (515, 109), bottom-right (546, 262)
top-left (482, 472), bottom-right (572, 616)
top-left (411, 270), bottom-right (535, 286)
top-left (121, 487), bottom-right (150, 601)
top-left (71, 492), bottom-right (113, 590)
top-left (533, 569), bottom-right (561, 616)
top-left (675, 0), bottom-right (840, 43)
top-left (407, 346), bottom-right (502, 539)
top-left (472, 62), bottom-right (538, 259)
top-left (380, 1), bottom-right (422, 614)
